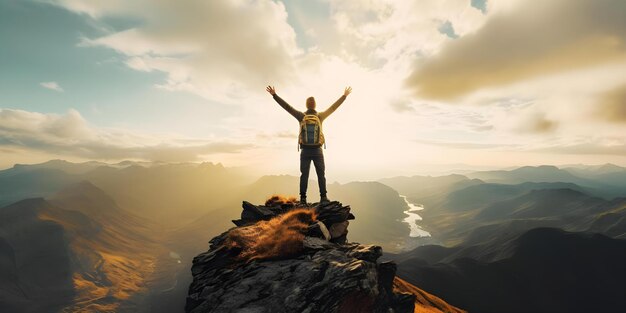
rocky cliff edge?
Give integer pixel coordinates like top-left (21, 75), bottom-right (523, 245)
top-left (186, 196), bottom-right (465, 313)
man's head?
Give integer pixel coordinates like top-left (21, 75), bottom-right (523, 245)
top-left (306, 97), bottom-right (316, 110)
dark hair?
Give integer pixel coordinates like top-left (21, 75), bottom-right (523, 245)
top-left (306, 97), bottom-right (316, 109)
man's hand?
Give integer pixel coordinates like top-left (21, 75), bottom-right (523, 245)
top-left (266, 85), bottom-right (276, 95)
top-left (343, 86), bottom-right (352, 96)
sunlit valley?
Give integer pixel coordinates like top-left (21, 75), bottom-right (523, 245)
top-left (1, 160), bottom-right (625, 312)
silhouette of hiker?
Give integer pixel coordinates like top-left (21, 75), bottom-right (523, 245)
top-left (267, 85), bottom-right (352, 204)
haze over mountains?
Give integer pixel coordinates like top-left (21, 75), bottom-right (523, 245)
top-left (1, 160), bottom-right (625, 312)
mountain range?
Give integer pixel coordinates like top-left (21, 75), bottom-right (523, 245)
top-left (1, 160), bottom-right (625, 312)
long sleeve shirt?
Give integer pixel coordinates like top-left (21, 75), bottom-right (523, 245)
top-left (272, 94), bottom-right (347, 123)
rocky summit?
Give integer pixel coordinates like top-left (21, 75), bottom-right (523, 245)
top-left (186, 196), bottom-right (464, 313)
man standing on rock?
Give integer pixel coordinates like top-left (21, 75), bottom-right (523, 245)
top-left (266, 85), bottom-right (352, 205)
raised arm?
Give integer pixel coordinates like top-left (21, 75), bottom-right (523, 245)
top-left (266, 85), bottom-right (303, 121)
top-left (318, 86), bottom-right (352, 121)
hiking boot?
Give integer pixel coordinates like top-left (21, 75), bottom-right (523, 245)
top-left (299, 197), bottom-right (307, 205)
top-left (320, 196), bottom-right (330, 203)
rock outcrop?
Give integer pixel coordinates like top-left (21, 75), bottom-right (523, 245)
top-left (186, 197), bottom-right (464, 313)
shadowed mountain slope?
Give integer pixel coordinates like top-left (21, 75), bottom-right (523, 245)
top-left (477, 188), bottom-right (604, 220)
top-left (393, 228), bottom-right (626, 313)
top-left (0, 183), bottom-right (167, 312)
top-left (0, 198), bottom-right (75, 313)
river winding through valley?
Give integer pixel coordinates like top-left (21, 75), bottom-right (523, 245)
top-left (400, 195), bottom-right (431, 237)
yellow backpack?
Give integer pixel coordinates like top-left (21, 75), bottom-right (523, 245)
top-left (299, 114), bottom-right (325, 150)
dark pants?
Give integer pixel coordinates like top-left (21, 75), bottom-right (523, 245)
top-left (300, 147), bottom-right (327, 199)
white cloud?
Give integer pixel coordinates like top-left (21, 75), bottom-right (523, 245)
top-left (406, 0), bottom-right (626, 100)
top-left (53, 0), bottom-right (301, 103)
top-left (40, 81), bottom-right (64, 92)
top-left (291, 0), bottom-right (487, 70)
top-left (50, 0), bottom-right (491, 102)
top-left (474, 64), bottom-right (626, 136)
top-left (0, 108), bottom-right (251, 162)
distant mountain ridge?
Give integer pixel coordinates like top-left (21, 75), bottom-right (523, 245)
top-left (0, 160), bottom-right (244, 226)
top-left (465, 164), bottom-right (626, 199)
top-left (466, 165), bottom-right (588, 184)
top-left (420, 187), bottom-right (626, 246)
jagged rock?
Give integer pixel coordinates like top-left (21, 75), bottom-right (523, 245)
top-left (187, 234), bottom-right (414, 313)
top-left (329, 221), bottom-right (349, 239)
top-left (307, 221), bottom-right (331, 241)
top-left (303, 236), bottom-right (335, 251)
top-left (186, 199), bottom-right (417, 313)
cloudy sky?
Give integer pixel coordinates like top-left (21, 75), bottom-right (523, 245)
top-left (1, 0), bottom-right (625, 180)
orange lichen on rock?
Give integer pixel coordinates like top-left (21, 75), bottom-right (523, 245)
top-left (393, 277), bottom-right (467, 313)
top-left (264, 194), bottom-right (298, 206)
top-left (226, 208), bottom-right (317, 260)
